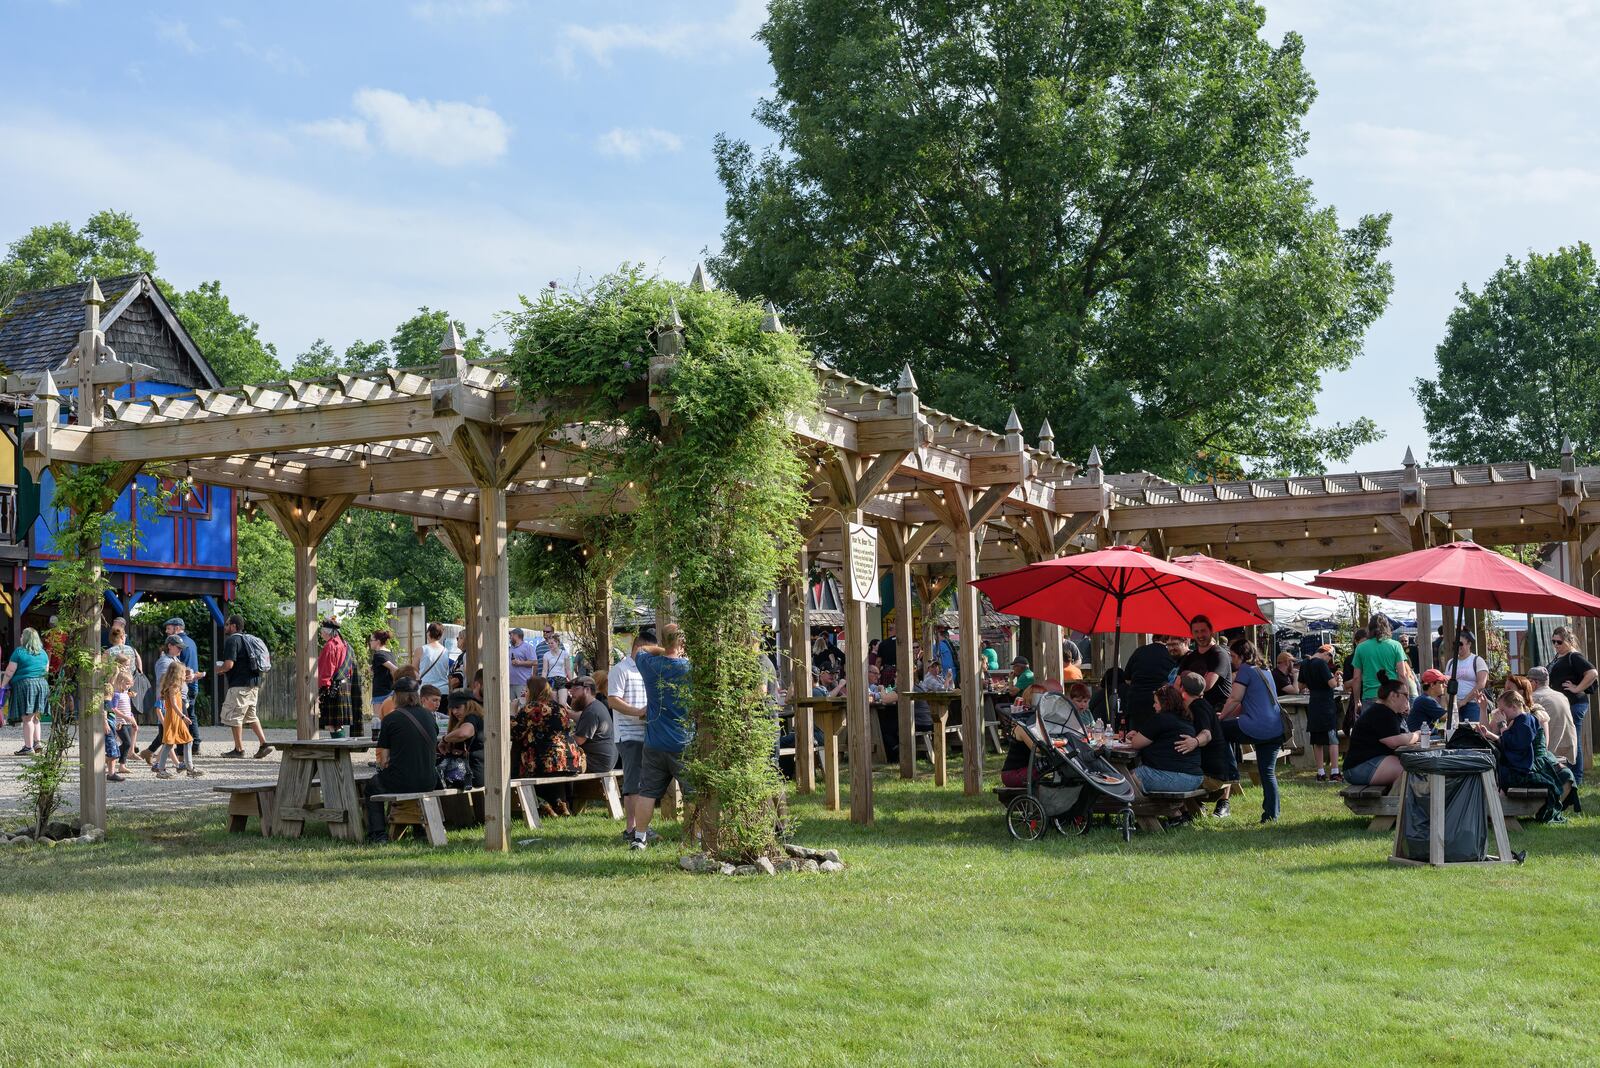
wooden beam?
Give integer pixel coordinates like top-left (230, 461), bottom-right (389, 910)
top-left (787, 550), bottom-right (814, 794)
top-left (842, 508), bottom-right (874, 825)
top-left (479, 482), bottom-right (512, 852)
top-left (968, 483), bottom-right (1018, 528)
top-left (954, 524), bottom-right (985, 796)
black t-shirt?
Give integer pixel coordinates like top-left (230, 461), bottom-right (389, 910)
top-left (221, 632), bottom-right (260, 689)
top-left (876, 637), bottom-right (898, 669)
top-left (1179, 646), bottom-right (1230, 707)
top-left (573, 697), bottom-right (616, 773)
top-left (370, 649), bottom-right (397, 698)
top-left (1187, 697), bottom-right (1232, 780)
top-left (376, 705), bottom-right (440, 793)
top-left (1002, 738), bottom-right (1032, 774)
top-left (1549, 650), bottom-right (1595, 700)
top-left (1121, 643), bottom-right (1177, 729)
top-left (1136, 711), bottom-right (1201, 775)
top-left (1344, 703), bottom-right (1406, 772)
top-left (1299, 657), bottom-right (1337, 722)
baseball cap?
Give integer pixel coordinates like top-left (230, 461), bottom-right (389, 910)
top-left (1421, 668), bottom-right (1448, 685)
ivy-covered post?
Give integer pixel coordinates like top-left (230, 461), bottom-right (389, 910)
top-left (783, 553), bottom-right (814, 793)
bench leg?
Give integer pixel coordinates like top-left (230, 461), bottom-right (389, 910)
top-left (257, 789), bottom-right (276, 837)
top-left (1504, 815), bottom-right (1523, 832)
top-left (228, 814), bottom-right (248, 833)
top-left (516, 783), bottom-right (541, 830)
top-left (1136, 814), bottom-right (1164, 833)
top-left (601, 776), bottom-right (624, 820)
top-left (1368, 815), bottom-right (1396, 833)
top-left (421, 797), bottom-right (448, 847)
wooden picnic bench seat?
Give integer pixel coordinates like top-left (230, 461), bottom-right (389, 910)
top-left (216, 770), bottom-right (375, 837)
top-left (1339, 783), bottom-right (1399, 831)
top-left (1239, 746), bottom-right (1291, 786)
top-left (371, 787), bottom-right (485, 846)
top-left (510, 770), bottom-right (625, 830)
top-left (1130, 789), bottom-right (1207, 832)
top-left (1499, 786), bottom-right (1547, 830)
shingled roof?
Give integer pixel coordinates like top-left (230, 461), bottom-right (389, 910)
top-left (0, 274), bottom-right (220, 388)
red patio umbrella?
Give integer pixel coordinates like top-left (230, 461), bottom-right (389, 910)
top-left (1312, 540), bottom-right (1600, 724)
top-left (973, 546), bottom-right (1266, 723)
top-left (1171, 554), bottom-right (1331, 602)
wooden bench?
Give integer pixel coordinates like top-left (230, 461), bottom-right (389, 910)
top-left (216, 771), bottom-right (374, 837)
top-left (1130, 789), bottom-right (1207, 832)
top-left (1500, 786), bottom-right (1546, 830)
top-left (1339, 784), bottom-right (1399, 831)
top-left (510, 771), bottom-right (624, 830)
top-left (372, 787), bottom-right (485, 846)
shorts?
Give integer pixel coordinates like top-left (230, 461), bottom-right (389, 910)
top-left (1000, 766), bottom-right (1030, 788)
top-left (220, 686), bottom-right (261, 728)
top-left (1310, 730), bottom-right (1336, 746)
top-left (617, 739), bottom-right (645, 795)
top-left (1344, 756), bottom-right (1387, 786)
top-left (9, 676), bottom-right (49, 722)
top-left (370, 695), bottom-right (390, 714)
top-left (638, 745), bottom-right (689, 801)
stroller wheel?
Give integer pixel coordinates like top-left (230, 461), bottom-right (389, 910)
top-left (1056, 811), bottom-right (1091, 837)
top-left (1121, 808), bottom-right (1134, 842)
top-left (1007, 795), bottom-right (1046, 841)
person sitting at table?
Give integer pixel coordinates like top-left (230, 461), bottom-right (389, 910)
top-left (1528, 666), bottom-right (1578, 767)
top-left (1062, 641), bottom-right (1084, 681)
top-left (1007, 657), bottom-right (1035, 698)
top-left (438, 689), bottom-right (486, 789)
top-left (1272, 651), bottom-right (1303, 695)
top-left (1340, 673), bottom-right (1419, 790)
top-left (1407, 669), bottom-right (1449, 732)
top-left (999, 711), bottom-right (1038, 788)
top-left (364, 676), bottom-right (440, 844)
top-left (1177, 671), bottom-right (1237, 819)
top-left (1473, 688), bottom-right (1578, 822)
top-left (511, 676), bottom-right (585, 817)
top-left (1064, 681), bottom-right (1094, 729)
top-left (813, 668), bottom-right (846, 699)
top-left (1123, 684), bottom-right (1203, 797)
top-left (866, 661), bottom-right (886, 702)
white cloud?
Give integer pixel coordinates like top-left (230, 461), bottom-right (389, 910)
top-left (410, 0), bottom-right (514, 18)
top-left (0, 110), bottom-right (686, 363)
top-left (595, 127), bottom-right (684, 160)
top-left (304, 89), bottom-right (510, 165)
top-left (1332, 122), bottom-right (1600, 205)
top-left (559, 0), bottom-right (765, 69)
top-left (300, 117), bottom-right (370, 153)
top-left (154, 17), bottom-right (200, 54)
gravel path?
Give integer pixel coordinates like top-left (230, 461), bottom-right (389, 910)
top-left (0, 725), bottom-right (320, 821)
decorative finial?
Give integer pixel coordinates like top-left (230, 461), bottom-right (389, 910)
top-left (83, 278), bottom-right (104, 306)
top-left (1038, 417), bottom-right (1055, 455)
top-left (1088, 445), bottom-right (1103, 469)
top-left (1004, 408), bottom-right (1022, 434)
top-left (1561, 434), bottom-right (1576, 474)
top-left (760, 300), bottom-right (784, 333)
top-left (1402, 445), bottom-right (1416, 469)
top-left (35, 368), bottom-right (61, 400)
top-left (688, 262), bottom-right (713, 292)
top-left (895, 363), bottom-right (918, 394)
top-left (668, 297), bottom-right (684, 330)
top-left (439, 322), bottom-right (465, 357)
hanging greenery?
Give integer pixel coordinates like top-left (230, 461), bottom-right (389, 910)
top-left (505, 267), bottom-right (818, 862)
top-left (508, 517), bottom-right (632, 671)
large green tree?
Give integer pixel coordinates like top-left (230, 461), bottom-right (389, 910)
top-left (0, 210), bottom-right (158, 307)
top-left (712, 0), bottom-right (1393, 478)
top-left (1417, 243), bottom-right (1600, 467)
top-left (167, 280), bottom-right (283, 386)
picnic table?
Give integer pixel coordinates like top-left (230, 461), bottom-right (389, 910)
top-left (911, 690), bottom-right (960, 787)
top-left (790, 696), bottom-right (849, 810)
top-left (270, 737), bottom-right (374, 841)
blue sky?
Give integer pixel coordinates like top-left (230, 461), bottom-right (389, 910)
top-left (2, 0), bottom-right (1598, 473)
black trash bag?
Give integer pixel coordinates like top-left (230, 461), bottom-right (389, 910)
top-left (1398, 749), bottom-right (1496, 862)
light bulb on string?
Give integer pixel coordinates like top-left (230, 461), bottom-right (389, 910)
top-left (546, 541), bottom-right (554, 553)
top-left (539, 449), bottom-right (548, 470)
top-left (1520, 509), bottom-right (1526, 525)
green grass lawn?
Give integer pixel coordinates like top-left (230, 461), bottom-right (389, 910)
top-left (3, 761), bottom-right (1598, 1067)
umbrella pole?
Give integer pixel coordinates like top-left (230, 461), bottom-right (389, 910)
top-left (1110, 601), bottom-right (1124, 732)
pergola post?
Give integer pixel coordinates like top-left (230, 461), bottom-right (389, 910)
top-left (885, 529), bottom-right (917, 779)
top-left (953, 521), bottom-right (985, 795)
top-left (262, 493), bottom-right (353, 739)
top-left (477, 483), bottom-right (511, 851)
top-left (841, 513), bottom-right (873, 824)
top-left (786, 551), bottom-right (814, 793)
top-left (1415, 601), bottom-right (1433, 672)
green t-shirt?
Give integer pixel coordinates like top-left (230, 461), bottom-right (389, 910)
top-left (1013, 668), bottom-right (1035, 692)
top-left (1352, 638), bottom-right (1406, 700)
top-left (982, 647), bottom-right (1000, 671)
top-left (9, 648), bottom-right (48, 681)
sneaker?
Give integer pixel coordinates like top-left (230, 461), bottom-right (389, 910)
top-left (644, 829), bottom-right (661, 845)
top-left (628, 833), bottom-right (648, 850)
top-left (222, 749), bottom-right (246, 759)
top-left (13, 746), bottom-right (32, 756)
top-left (106, 773), bottom-right (127, 782)
top-left (253, 744), bottom-right (273, 759)
top-left (1315, 769), bottom-right (1327, 782)
top-left (187, 768), bottom-right (205, 778)
top-left (155, 770), bottom-right (175, 780)
top-left (618, 829), bottom-right (637, 843)
top-left (1260, 813), bottom-right (1277, 824)
top-left (1211, 802), bottom-right (1230, 819)
top-left (1329, 771), bottom-right (1343, 783)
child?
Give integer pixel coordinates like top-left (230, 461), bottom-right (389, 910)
top-left (154, 661), bottom-right (202, 780)
top-left (110, 670), bottom-right (139, 777)
top-left (103, 676), bottom-right (125, 783)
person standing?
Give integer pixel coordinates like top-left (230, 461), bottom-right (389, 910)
top-left (932, 625), bottom-right (958, 684)
top-left (368, 631), bottom-right (397, 735)
top-left (627, 624), bottom-right (692, 850)
top-left (540, 630), bottom-right (573, 707)
top-left (416, 622), bottom-right (452, 691)
top-left (2, 627), bottom-right (51, 755)
top-left (1299, 644), bottom-right (1341, 782)
top-left (1351, 615), bottom-right (1412, 706)
top-left (163, 617), bottom-right (204, 753)
top-left (1219, 638), bottom-right (1286, 823)
top-left (1444, 633), bottom-right (1490, 722)
top-left (1548, 626), bottom-right (1596, 783)
top-left (317, 618), bottom-right (358, 739)
top-left (1178, 615), bottom-right (1232, 710)
top-left (876, 619), bottom-right (899, 686)
top-left (1120, 637), bottom-right (1177, 734)
top-left (1528, 665), bottom-right (1578, 767)
top-left (508, 627), bottom-right (538, 705)
top-left (569, 675), bottom-right (617, 775)
top-left (607, 634), bottom-right (652, 842)
top-left (216, 615), bottom-right (272, 759)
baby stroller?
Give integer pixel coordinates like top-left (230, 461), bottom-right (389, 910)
top-left (1000, 694), bottom-right (1136, 842)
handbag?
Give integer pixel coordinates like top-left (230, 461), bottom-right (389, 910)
top-left (437, 752), bottom-right (472, 790)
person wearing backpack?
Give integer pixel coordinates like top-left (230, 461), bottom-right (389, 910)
top-left (216, 614), bottom-right (272, 759)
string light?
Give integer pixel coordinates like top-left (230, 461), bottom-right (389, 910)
top-left (1519, 509), bottom-right (1526, 525)
top-left (1371, 519), bottom-right (1378, 535)
top-left (578, 428), bottom-right (588, 450)
top-left (1303, 522), bottom-right (1309, 539)
top-left (359, 450), bottom-right (368, 470)
top-left (539, 449), bottom-right (548, 470)
top-left (546, 541), bottom-right (554, 552)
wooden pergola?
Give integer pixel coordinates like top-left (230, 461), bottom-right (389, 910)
top-left (28, 279), bottom-right (1600, 841)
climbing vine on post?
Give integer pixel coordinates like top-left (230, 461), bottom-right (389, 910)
top-left (506, 268), bottom-right (817, 861)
